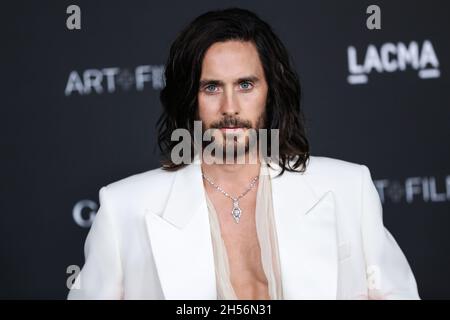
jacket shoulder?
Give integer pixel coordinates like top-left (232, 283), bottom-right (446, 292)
top-left (306, 155), bottom-right (365, 176)
top-left (303, 155), bottom-right (370, 195)
top-left (105, 166), bottom-right (175, 191)
top-left (100, 166), bottom-right (177, 215)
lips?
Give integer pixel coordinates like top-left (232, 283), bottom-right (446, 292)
top-left (220, 127), bottom-right (244, 131)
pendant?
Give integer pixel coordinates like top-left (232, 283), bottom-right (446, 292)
top-left (231, 200), bottom-right (242, 223)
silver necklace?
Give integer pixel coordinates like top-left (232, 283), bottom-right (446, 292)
top-left (202, 173), bottom-right (259, 224)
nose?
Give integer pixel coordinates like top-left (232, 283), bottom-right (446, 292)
top-left (219, 87), bottom-right (240, 116)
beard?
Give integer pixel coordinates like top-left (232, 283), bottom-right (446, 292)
top-left (201, 112), bottom-right (266, 163)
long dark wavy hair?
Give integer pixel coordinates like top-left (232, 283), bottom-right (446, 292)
top-left (158, 7), bottom-right (310, 176)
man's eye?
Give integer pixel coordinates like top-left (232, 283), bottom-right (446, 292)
top-left (205, 84), bottom-right (218, 93)
top-left (240, 81), bottom-right (253, 90)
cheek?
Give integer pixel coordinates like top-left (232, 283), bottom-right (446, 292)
top-left (198, 95), bottom-right (219, 122)
top-left (257, 85), bottom-right (269, 109)
top-left (240, 90), bottom-right (267, 114)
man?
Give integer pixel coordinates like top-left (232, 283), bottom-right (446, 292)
top-left (68, 8), bottom-right (419, 300)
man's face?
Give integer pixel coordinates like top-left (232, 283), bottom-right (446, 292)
top-left (197, 40), bottom-right (268, 161)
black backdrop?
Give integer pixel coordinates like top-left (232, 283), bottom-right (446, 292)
top-left (2, 0), bottom-right (449, 299)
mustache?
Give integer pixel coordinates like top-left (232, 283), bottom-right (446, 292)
top-left (209, 116), bottom-right (252, 129)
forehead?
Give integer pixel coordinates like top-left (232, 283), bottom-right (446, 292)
top-left (200, 40), bottom-right (265, 80)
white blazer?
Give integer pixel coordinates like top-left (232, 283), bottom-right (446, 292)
top-left (67, 155), bottom-right (420, 300)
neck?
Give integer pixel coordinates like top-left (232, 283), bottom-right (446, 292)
top-left (200, 153), bottom-right (261, 186)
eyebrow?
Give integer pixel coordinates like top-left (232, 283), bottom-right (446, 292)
top-left (199, 75), bottom-right (260, 87)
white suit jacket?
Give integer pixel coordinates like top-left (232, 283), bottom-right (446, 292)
top-left (67, 155), bottom-right (420, 300)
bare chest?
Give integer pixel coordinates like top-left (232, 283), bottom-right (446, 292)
top-left (207, 191), bottom-right (270, 299)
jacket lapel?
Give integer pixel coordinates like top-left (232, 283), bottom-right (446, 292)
top-left (144, 158), bottom-right (217, 299)
top-left (268, 161), bottom-right (338, 299)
